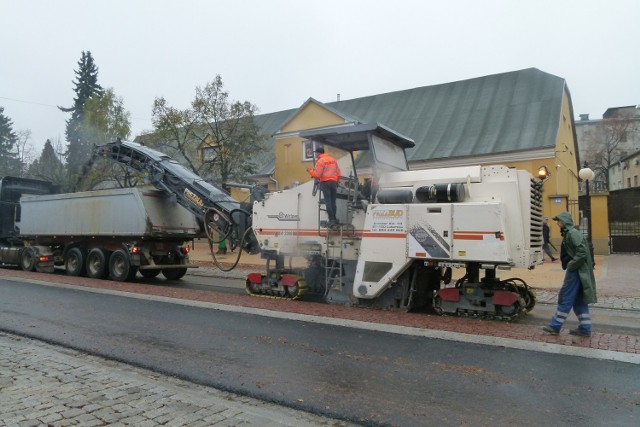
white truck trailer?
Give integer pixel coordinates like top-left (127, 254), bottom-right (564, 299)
top-left (0, 177), bottom-right (200, 281)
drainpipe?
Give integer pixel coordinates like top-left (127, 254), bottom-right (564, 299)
top-left (270, 175), bottom-right (279, 191)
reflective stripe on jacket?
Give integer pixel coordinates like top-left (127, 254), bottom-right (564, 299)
top-left (309, 153), bottom-right (341, 182)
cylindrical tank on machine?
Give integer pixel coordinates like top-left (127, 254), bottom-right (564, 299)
top-left (415, 183), bottom-right (466, 203)
top-left (375, 189), bottom-right (414, 204)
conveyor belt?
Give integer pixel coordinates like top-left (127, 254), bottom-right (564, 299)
top-left (95, 139), bottom-right (260, 253)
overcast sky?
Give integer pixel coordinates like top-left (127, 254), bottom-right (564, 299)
top-left (1, 0), bottom-right (639, 154)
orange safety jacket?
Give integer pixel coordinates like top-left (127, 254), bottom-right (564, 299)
top-left (309, 153), bottom-right (341, 182)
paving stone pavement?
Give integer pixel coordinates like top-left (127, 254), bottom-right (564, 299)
top-left (534, 290), bottom-right (640, 310)
top-left (0, 333), bottom-right (355, 427)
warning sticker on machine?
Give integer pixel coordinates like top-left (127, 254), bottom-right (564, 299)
top-left (371, 208), bottom-right (405, 233)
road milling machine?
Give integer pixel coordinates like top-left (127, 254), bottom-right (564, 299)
top-left (248, 123), bottom-right (544, 320)
top-left (92, 124), bottom-right (543, 321)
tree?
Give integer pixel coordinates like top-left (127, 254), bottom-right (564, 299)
top-left (83, 88), bottom-right (131, 145)
top-left (13, 130), bottom-right (36, 177)
top-left (149, 97), bottom-right (203, 174)
top-left (59, 51), bottom-right (103, 178)
top-left (74, 88), bottom-right (135, 190)
top-left (583, 109), bottom-right (638, 190)
top-left (28, 138), bottom-right (66, 185)
top-left (150, 75), bottom-right (267, 188)
top-left (0, 106), bottom-right (22, 176)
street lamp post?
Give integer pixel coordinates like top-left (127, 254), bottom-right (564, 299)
top-left (578, 161), bottom-right (595, 264)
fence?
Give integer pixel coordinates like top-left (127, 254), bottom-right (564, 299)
top-left (607, 187), bottom-right (640, 253)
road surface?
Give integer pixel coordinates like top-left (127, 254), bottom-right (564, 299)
top-left (1, 277), bottom-right (638, 426)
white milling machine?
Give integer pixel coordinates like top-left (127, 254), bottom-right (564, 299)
top-left (248, 123), bottom-right (544, 320)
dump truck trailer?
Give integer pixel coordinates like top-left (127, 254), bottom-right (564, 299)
top-left (0, 176), bottom-right (201, 281)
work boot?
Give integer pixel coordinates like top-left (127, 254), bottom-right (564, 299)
top-left (569, 328), bottom-right (591, 337)
top-left (542, 326), bottom-right (560, 335)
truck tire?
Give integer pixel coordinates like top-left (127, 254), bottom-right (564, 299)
top-left (162, 268), bottom-right (187, 280)
top-left (86, 248), bottom-right (109, 279)
top-left (109, 249), bottom-right (138, 282)
top-left (65, 247), bottom-right (87, 276)
top-left (20, 248), bottom-right (37, 272)
top-left (140, 269), bottom-right (161, 279)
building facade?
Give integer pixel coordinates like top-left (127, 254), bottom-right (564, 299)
top-left (231, 68), bottom-right (596, 252)
top-left (575, 105), bottom-right (640, 191)
top-left (609, 149), bottom-right (640, 190)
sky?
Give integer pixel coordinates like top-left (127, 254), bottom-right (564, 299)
top-left (1, 0), bottom-right (639, 155)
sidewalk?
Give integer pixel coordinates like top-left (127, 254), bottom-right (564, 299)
top-left (190, 239), bottom-right (640, 310)
top-left (0, 332), bottom-right (355, 427)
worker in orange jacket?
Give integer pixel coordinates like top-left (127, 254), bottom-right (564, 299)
top-left (307, 146), bottom-right (341, 226)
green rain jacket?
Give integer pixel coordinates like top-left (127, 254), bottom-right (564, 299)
top-left (554, 211), bottom-right (597, 304)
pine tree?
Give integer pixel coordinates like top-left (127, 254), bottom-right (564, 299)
top-left (59, 51), bottom-right (103, 178)
top-left (28, 139), bottom-right (65, 185)
top-left (0, 106), bottom-right (21, 176)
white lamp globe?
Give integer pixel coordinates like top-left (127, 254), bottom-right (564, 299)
top-left (579, 167), bottom-right (595, 181)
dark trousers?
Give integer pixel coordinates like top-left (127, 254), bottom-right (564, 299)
top-left (320, 180), bottom-right (338, 222)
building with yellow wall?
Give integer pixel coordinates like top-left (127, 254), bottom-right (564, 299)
top-left (219, 68), bottom-right (607, 253)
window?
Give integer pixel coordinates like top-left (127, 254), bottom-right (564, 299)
top-left (201, 146), bottom-right (219, 163)
top-left (303, 140), bottom-right (314, 161)
top-left (634, 175), bottom-right (638, 187)
top-left (371, 134), bottom-right (408, 171)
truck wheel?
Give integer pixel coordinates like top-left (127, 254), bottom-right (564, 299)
top-left (140, 269), bottom-right (161, 279)
top-left (86, 248), bottom-right (109, 279)
top-left (109, 249), bottom-right (138, 282)
top-left (162, 268), bottom-right (187, 280)
top-left (21, 248), bottom-right (37, 272)
top-left (65, 247), bottom-right (87, 276)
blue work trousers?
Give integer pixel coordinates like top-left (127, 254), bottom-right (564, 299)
top-left (549, 270), bottom-right (591, 333)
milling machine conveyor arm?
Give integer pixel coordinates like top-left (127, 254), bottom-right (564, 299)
top-left (95, 139), bottom-right (260, 254)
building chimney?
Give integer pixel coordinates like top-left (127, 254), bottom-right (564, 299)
top-left (337, 93), bottom-right (341, 102)
top-left (579, 114), bottom-right (590, 121)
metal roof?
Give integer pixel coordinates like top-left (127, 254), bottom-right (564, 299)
top-left (250, 68), bottom-right (567, 176)
top-left (322, 68), bottom-right (566, 162)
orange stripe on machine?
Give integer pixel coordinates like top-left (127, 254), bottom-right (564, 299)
top-left (256, 229), bottom-right (365, 237)
top-left (454, 231), bottom-right (504, 241)
top-left (256, 229), bottom-right (410, 239)
top-left (362, 232), bottom-right (407, 238)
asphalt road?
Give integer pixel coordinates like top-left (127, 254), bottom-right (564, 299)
top-left (1, 277), bottom-right (638, 426)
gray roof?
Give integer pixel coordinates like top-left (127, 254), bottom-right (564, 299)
top-left (324, 68), bottom-right (566, 162)
top-left (250, 67), bottom-right (567, 175)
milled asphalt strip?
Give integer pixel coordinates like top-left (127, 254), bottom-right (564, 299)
top-left (6, 276), bottom-right (640, 365)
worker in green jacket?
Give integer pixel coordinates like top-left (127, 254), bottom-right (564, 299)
top-left (543, 211), bottom-right (597, 337)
